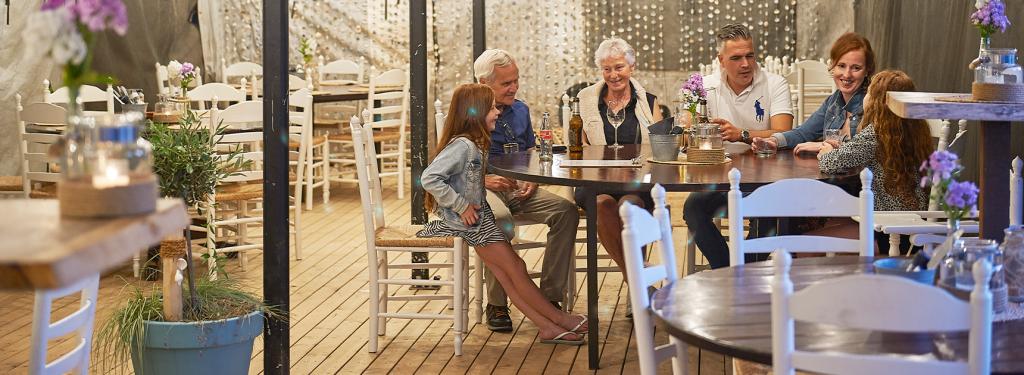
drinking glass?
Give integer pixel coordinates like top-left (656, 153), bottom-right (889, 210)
top-left (607, 106), bottom-right (625, 149)
top-left (955, 238), bottom-right (1003, 290)
top-left (823, 128), bottom-right (844, 145)
top-left (754, 138), bottom-right (776, 157)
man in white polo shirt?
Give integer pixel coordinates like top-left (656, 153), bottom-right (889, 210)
top-left (683, 23), bottom-right (794, 269)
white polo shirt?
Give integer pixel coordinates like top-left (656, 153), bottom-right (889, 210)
top-left (703, 69), bottom-right (792, 131)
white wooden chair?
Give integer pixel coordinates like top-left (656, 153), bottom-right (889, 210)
top-left (43, 80), bottom-right (114, 117)
top-left (28, 274), bottom-right (100, 375)
top-left (16, 95), bottom-right (65, 199)
top-left (771, 250), bottom-right (993, 375)
top-left (205, 101), bottom-right (265, 277)
top-left (288, 88), bottom-right (329, 211)
top-left (351, 115), bottom-right (469, 355)
top-left (286, 95), bottom-right (307, 261)
top-left (186, 82), bottom-right (246, 110)
top-left (252, 74), bottom-right (309, 99)
top-left (328, 69), bottom-right (409, 197)
top-left (319, 58), bottom-right (363, 84)
top-left (620, 184), bottom-right (687, 375)
top-left (221, 60), bottom-right (262, 84)
top-left (727, 168), bottom-right (875, 266)
top-left (785, 60), bottom-right (835, 122)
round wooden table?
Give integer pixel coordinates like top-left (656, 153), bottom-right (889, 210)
top-left (650, 256), bottom-right (1024, 374)
top-left (488, 144), bottom-right (858, 193)
top-left (489, 145), bottom-right (859, 369)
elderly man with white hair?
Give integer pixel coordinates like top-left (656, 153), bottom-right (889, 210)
top-left (473, 49), bottom-right (579, 333)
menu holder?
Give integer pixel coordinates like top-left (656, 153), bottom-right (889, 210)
top-left (558, 159), bottom-right (641, 168)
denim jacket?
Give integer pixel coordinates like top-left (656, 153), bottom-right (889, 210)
top-left (421, 137), bottom-right (485, 231)
top-left (772, 87), bottom-right (865, 148)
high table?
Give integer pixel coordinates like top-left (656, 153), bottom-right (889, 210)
top-left (0, 198), bottom-right (189, 289)
top-left (488, 145), bottom-right (859, 369)
top-left (651, 256), bottom-right (1024, 374)
top-left (887, 92), bottom-right (1024, 240)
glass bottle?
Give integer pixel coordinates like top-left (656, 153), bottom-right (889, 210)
top-left (1001, 225), bottom-right (1024, 302)
top-left (538, 112), bottom-right (553, 162)
top-left (974, 48), bottom-right (1023, 84)
top-left (939, 220), bottom-right (964, 285)
top-left (568, 98), bottom-right (583, 156)
top-left (62, 114), bottom-right (99, 182)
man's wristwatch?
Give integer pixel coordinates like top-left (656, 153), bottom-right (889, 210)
top-left (740, 129), bottom-right (750, 143)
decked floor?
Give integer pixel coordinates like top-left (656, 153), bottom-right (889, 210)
top-left (0, 184), bottom-right (739, 374)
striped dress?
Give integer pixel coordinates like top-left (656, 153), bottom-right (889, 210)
top-left (417, 202), bottom-right (508, 247)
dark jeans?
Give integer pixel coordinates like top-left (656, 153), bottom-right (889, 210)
top-left (683, 192), bottom-right (772, 269)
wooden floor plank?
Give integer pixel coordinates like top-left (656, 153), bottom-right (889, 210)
top-left (0, 185), bottom-right (736, 374)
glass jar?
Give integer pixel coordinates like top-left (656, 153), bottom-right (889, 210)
top-left (62, 114), bottom-right (99, 181)
top-left (974, 48), bottom-right (1023, 84)
top-left (693, 123), bottom-right (723, 150)
top-left (1002, 225), bottom-right (1024, 302)
top-left (955, 238), bottom-right (1003, 291)
top-left (91, 112), bottom-right (153, 188)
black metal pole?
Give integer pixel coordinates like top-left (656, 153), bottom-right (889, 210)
top-left (411, 0), bottom-right (428, 225)
top-left (263, 0), bottom-right (289, 373)
top-left (409, 0), bottom-right (432, 285)
top-left (472, 0), bottom-right (486, 62)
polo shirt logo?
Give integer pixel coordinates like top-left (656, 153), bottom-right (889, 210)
top-left (754, 98), bottom-right (765, 122)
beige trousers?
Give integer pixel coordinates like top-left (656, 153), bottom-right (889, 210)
top-left (484, 188), bottom-right (579, 306)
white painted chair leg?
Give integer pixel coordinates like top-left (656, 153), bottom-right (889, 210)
top-left (889, 233), bottom-right (901, 256)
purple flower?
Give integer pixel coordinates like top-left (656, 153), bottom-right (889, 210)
top-left (944, 180), bottom-right (979, 210)
top-left (71, 0), bottom-right (129, 35)
top-left (181, 62), bottom-right (195, 75)
top-left (971, 0), bottom-right (1011, 36)
top-left (926, 150), bottom-right (959, 184)
top-left (40, 0), bottom-right (68, 11)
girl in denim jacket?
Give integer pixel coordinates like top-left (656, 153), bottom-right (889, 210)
top-left (419, 84), bottom-right (588, 345)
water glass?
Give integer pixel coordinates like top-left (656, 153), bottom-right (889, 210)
top-left (754, 138), bottom-right (776, 157)
top-left (823, 128), bottom-right (844, 144)
top-left (502, 142), bottom-right (520, 154)
top-left (955, 238), bottom-right (1003, 290)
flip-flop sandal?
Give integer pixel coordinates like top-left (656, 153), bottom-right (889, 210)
top-left (540, 331), bottom-right (585, 346)
top-left (570, 315), bottom-right (588, 334)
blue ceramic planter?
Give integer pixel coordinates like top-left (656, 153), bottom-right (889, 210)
top-left (130, 311), bottom-right (264, 375)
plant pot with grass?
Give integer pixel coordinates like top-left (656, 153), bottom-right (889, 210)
top-left (95, 110), bottom-right (269, 375)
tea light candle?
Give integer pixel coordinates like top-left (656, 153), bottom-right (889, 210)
top-left (700, 140), bottom-right (713, 150)
top-left (92, 159), bottom-right (130, 189)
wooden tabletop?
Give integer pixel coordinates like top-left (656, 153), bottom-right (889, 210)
top-left (488, 144), bottom-right (860, 192)
top-left (0, 198), bottom-right (189, 289)
top-left (313, 84), bottom-right (401, 103)
top-left (651, 256), bottom-right (1024, 374)
top-left (887, 91), bottom-right (1024, 121)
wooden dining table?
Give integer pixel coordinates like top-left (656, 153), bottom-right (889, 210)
top-left (0, 198), bottom-right (189, 289)
top-left (488, 144), bottom-right (860, 369)
top-left (651, 256), bottom-right (1024, 374)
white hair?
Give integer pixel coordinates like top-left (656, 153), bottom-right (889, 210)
top-left (593, 37), bottom-right (637, 68)
top-left (474, 49), bottom-right (516, 82)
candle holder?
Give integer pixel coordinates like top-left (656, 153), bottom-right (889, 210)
top-left (152, 94), bottom-right (187, 123)
top-left (686, 123), bottom-right (726, 164)
top-left (58, 112), bottom-right (158, 218)
top-left (972, 48), bottom-right (1024, 102)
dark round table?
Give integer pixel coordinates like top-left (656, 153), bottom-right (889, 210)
top-left (651, 256), bottom-right (1024, 374)
top-left (488, 144), bottom-right (859, 193)
top-left (488, 145), bottom-right (860, 369)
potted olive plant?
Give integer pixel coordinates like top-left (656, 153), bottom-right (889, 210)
top-left (95, 110), bottom-right (275, 375)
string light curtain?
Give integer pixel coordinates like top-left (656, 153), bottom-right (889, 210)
top-left (210, 0), bottom-right (797, 124)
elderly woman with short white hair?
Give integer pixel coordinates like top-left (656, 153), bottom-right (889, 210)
top-left (577, 37), bottom-right (663, 146)
top-left (574, 37), bottom-right (662, 307)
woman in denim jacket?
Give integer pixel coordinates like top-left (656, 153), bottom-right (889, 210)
top-left (753, 32), bottom-right (876, 154)
top-left (419, 84), bottom-right (588, 345)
